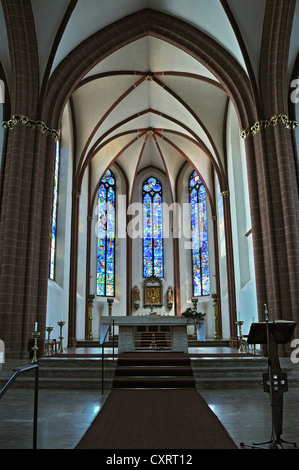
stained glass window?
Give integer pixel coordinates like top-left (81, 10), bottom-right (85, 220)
top-left (97, 169), bottom-right (116, 296)
top-left (189, 170), bottom-right (210, 296)
top-left (49, 140), bottom-right (60, 280)
top-left (143, 177), bottom-right (164, 278)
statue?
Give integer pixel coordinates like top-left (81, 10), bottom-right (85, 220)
top-left (167, 286), bottom-right (174, 309)
top-left (132, 285), bottom-right (140, 310)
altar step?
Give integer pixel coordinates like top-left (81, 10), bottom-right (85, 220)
top-left (2, 354), bottom-right (297, 390)
top-left (0, 357), bottom-right (118, 390)
top-left (113, 352), bottom-right (196, 389)
top-left (191, 357), bottom-right (269, 389)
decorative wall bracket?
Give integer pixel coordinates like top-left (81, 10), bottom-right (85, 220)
top-left (2, 114), bottom-right (60, 141)
top-left (241, 113), bottom-right (297, 139)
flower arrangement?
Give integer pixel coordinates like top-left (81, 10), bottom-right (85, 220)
top-left (181, 308), bottom-right (205, 325)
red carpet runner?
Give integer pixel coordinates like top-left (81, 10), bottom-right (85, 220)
top-left (76, 352), bottom-right (237, 449)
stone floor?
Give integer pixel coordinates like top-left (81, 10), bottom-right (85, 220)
top-left (0, 345), bottom-right (299, 450)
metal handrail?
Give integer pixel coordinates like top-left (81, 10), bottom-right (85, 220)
top-left (101, 319), bottom-right (115, 394)
top-left (0, 364), bottom-right (39, 449)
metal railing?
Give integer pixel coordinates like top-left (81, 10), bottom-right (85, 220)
top-left (101, 319), bottom-right (115, 394)
top-left (0, 364), bottom-right (39, 449)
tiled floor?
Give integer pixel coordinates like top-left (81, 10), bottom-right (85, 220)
top-left (0, 346), bottom-right (299, 450)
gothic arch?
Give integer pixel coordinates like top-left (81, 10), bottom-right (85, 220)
top-left (40, 8), bottom-right (258, 346)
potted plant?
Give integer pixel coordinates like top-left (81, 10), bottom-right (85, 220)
top-left (181, 307), bottom-right (205, 326)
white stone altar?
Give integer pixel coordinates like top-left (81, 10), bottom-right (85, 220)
top-left (101, 315), bottom-right (197, 353)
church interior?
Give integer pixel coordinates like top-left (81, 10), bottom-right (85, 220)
top-left (0, 0), bottom-right (299, 451)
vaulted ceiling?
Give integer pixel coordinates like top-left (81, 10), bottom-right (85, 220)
top-left (1, 0), bottom-right (299, 205)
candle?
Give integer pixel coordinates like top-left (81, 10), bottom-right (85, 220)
top-left (60, 311), bottom-right (63, 321)
top-left (35, 322), bottom-right (38, 332)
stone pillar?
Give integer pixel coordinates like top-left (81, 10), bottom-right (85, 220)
top-left (0, 0), bottom-right (58, 358)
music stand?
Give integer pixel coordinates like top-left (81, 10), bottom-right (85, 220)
top-left (240, 317), bottom-right (297, 449)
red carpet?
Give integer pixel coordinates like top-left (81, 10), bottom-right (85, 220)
top-left (76, 389), bottom-right (237, 449)
top-left (76, 352), bottom-right (237, 449)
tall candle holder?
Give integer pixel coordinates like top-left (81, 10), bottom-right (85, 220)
top-left (212, 293), bottom-right (221, 340)
top-left (31, 331), bottom-right (40, 363)
top-left (87, 294), bottom-right (95, 341)
top-left (107, 297), bottom-right (114, 340)
top-left (46, 326), bottom-right (54, 356)
top-left (57, 321), bottom-right (65, 354)
top-left (236, 320), bottom-right (246, 353)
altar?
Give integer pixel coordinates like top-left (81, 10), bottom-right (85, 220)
top-left (101, 315), bottom-right (196, 353)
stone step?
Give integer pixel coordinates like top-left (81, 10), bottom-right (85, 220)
top-left (6, 376), bottom-right (112, 390)
top-left (115, 366), bottom-right (193, 377)
top-left (195, 377), bottom-right (264, 389)
top-left (2, 354), bottom-right (298, 390)
top-left (113, 376), bottom-right (196, 389)
top-left (190, 357), bottom-right (268, 368)
top-left (38, 357), bottom-right (117, 368)
top-left (190, 357), bottom-right (298, 389)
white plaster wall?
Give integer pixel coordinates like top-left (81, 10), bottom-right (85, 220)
top-left (226, 101), bottom-right (258, 336)
top-left (215, 178), bottom-right (230, 339)
top-left (76, 170), bottom-right (88, 340)
top-left (47, 102), bottom-right (73, 344)
top-left (296, 98), bottom-right (299, 159)
top-left (0, 102), bottom-right (3, 168)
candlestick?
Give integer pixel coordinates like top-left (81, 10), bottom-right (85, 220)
top-left (46, 326), bottom-right (54, 357)
top-left (57, 321), bottom-right (65, 354)
top-left (236, 320), bottom-right (245, 353)
top-left (31, 331), bottom-right (40, 363)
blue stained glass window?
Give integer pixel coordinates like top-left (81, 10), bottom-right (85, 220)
top-left (189, 170), bottom-right (210, 296)
top-left (143, 177), bottom-right (163, 278)
top-left (49, 140), bottom-right (60, 280)
top-left (97, 169), bottom-right (116, 296)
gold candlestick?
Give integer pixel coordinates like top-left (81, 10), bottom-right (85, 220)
top-left (31, 331), bottom-right (40, 363)
top-left (212, 293), bottom-right (221, 340)
top-left (107, 297), bottom-right (114, 340)
top-left (87, 294), bottom-right (95, 341)
top-left (46, 326), bottom-right (53, 357)
top-left (192, 297), bottom-right (198, 337)
top-left (236, 320), bottom-right (245, 353)
top-left (57, 321), bottom-right (65, 353)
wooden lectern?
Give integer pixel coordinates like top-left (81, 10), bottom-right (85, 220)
top-left (241, 317), bottom-right (297, 449)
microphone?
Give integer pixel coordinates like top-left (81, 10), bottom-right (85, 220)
top-left (264, 303), bottom-right (269, 322)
